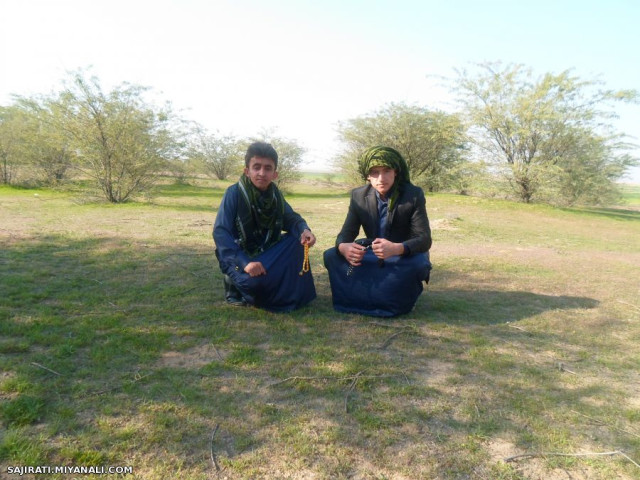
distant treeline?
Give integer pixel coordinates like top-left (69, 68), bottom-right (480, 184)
top-left (1, 63), bottom-right (637, 205)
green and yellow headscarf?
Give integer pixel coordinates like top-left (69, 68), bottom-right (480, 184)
top-left (358, 146), bottom-right (410, 211)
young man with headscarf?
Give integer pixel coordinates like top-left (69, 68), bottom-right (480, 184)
top-left (323, 146), bottom-right (432, 317)
top-left (213, 142), bottom-right (316, 312)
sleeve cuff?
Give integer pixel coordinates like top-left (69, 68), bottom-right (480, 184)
top-left (236, 253), bottom-right (250, 271)
top-left (296, 223), bottom-right (310, 238)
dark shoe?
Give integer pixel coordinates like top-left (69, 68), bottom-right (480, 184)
top-left (225, 296), bottom-right (247, 307)
top-left (223, 275), bottom-right (246, 306)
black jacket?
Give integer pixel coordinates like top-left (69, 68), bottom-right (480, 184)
top-left (335, 183), bottom-right (432, 255)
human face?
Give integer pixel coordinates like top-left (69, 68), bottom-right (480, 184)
top-left (367, 166), bottom-right (397, 198)
top-left (244, 156), bottom-right (278, 191)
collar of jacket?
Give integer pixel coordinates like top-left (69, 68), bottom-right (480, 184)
top-left (364, 184), bottom-right (398, 237)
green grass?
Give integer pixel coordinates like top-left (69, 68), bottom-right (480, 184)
top-left (1, 179), bottom-right (639, 479)
top-left (620, 184), bottom-right (640, 206)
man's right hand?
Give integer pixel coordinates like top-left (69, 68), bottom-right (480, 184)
top-left (338, 242), bottom-right (366, 266)
top-left (244, 261), bottom-right (266, 277)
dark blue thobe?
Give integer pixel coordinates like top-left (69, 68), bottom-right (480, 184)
top-left (323, 248), bottom-right (431, 317)
top-left (213, 183), bottom-right (316, 312)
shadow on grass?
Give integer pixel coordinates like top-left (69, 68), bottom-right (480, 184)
top-left (0, 234), bottom-right (329, 468)
top-left (145, 185), bottom-right (348, 214)
top-left (153, 183), bottom-right (227, 198)
top-left (421, 289), bottom-right (598, 326)
top-left (147, 203), bottom-right (219, 214)
top-left (0, 235), bottom-right (618, 477)
top-left (559, 205), bottom-right (640, 221)
top-left (286, 192), bottom-right (350, 200)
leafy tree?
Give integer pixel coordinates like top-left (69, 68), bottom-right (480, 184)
top-left (451, 62), bottom-right (638, 204)
top-left (246, 128), bottom-right (306, 192)
top-left (335, 102), bottom-right (467, 191)
top-left (0, 105), bottom-right (30, 184)
top-left (11, 96), bottom-right (75, 185)
top-left (189, 127), bottom-right (242, 180)
top-left (57, 71), bottom-right (182, 203)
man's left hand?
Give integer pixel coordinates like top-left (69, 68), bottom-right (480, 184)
top-left (300, 229), bottom-right (316, 247)
top-left (372, 238), bottom-right (404, 259)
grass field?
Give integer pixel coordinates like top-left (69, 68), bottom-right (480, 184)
top-left (1, 177), bottom-right (639, 479)
top-left (621, 184), bottom-right (640, 207)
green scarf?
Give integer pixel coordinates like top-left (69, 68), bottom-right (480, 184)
top-left (358, 146), bottom-right (410, 211)
top-left (236, 174), bottom-right (285, 257)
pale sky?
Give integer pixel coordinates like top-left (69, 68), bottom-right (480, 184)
top-left (2, 0), bottom-right (639, 181)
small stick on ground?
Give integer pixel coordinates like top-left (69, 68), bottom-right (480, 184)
top-left (617, 300), bottom-right (640, 312)
top-left (380, 331), bottom-right (405, 349)
top-left (92, 372), bottom-right (154, 396)
top-left (369, 321), bottom-right (411, 329)
top-left (210, 424), bottom-right (222, 472)
top-left (165, 257), bottom-right (207, 278)
top-left (505, 450), bottom-right (640, 469)
top-left (269, 373), bottom-right (399, 387)
top-left (212, 344), bottom-right (224, 361)
top-left (177, 286), bottom-right (198, 296)
top-left (107, 301), bottom-right (128, 312)
top-left (31, 362), bottom-right (63, 376)
top-left (344, 371), bottom-right (363, 413)
top-left (507, 324), bottom-right (527, 332)
top-left (571, 410), bottom-right (640, 439)
top-left (557, 362), bottom-right (577, 375)
top-left (379, 326), bottom-right (417, 350)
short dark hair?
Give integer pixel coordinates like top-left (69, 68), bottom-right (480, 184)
top-left (245, 142), bottom-right (278, 168)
